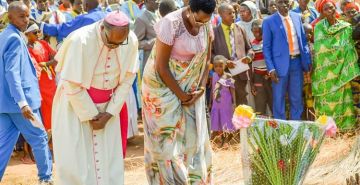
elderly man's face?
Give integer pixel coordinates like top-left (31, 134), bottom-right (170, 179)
top-left (101, 23), bottom-right (130, 49)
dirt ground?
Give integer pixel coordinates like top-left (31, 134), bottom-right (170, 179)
top-left (1, 133), bottom-right (358, 185)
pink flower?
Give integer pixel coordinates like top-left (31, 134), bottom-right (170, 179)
top-left (232, 115), bottom-right (252, 129)
top-left (317, 116), bottom-right (337, 137)
top-left (142, 90), bottom-right (162, 118)
top-left (325, 119), bottom-right (337, 137)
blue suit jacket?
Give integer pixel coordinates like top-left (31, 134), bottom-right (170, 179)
top-left (262, 12), bottom-right (311, 77)
top-left (0, 24), bottom-right (41, 113)
top-left (43, 7), bottom-right (106, 42)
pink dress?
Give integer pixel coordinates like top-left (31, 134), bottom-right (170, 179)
top-left (153, 8), bottom-right (212, 61)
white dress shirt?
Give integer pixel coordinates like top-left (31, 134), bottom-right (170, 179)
top-left (278, 12), bottom-right (300, 55)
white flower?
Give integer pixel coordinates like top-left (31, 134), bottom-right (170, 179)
top-left (279, 135), bottom-right (289, 146)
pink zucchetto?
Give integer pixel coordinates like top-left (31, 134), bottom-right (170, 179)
top-left (104, 11), bottom-right (130, 27)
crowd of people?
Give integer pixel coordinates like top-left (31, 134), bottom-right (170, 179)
top-left (0, 0), bottom-right (359, 184)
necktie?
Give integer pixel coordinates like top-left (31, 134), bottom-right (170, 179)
top-left (229, 27), bottom-right (237, 60)
top-left (284, 17), bottom-right (294, 55)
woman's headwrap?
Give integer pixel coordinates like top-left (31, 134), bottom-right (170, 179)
top-left (240, 1), bottom-right (259, 20)
top-left (315, 0), bottom-right (336, 13)
top-left (344, 2), bottom-right (359, 12)
top-left (24, 23), bottom-right (39, 34)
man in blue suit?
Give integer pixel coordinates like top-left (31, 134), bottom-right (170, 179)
top-left (262, 0), bottom-right (311, 120)
top-left (0, 2), bottom-right (52, 184)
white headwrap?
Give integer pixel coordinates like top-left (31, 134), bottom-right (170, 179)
top-left (238, 0), bottom-right (259, 41)
top-left (241, 1), bottom-right (259, 20)
top-left (24, 23), bottom-right (39, 34)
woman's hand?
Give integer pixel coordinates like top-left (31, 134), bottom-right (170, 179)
top-left (155, 39), bottom-right (190, 102)
top-left (39, 62), bottom-right (47, 68)
top-left (182, 90), bottom-right (204, 106)
top-left (46, 60), bottom-right (58, 68)
top-left (179, 93), bottom-right (192, 103)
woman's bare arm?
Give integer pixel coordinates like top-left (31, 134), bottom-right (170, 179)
top-left (155, 39), bottom-right (191, 102)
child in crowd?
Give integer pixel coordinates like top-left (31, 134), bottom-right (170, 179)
top-left (250, 19), bottom-right (273, 116)
top-left (210, 55), bottom-right (236, 148)
top-left (303, 23), bottom-right (315, 120)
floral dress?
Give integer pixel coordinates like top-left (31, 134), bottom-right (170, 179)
top-left (141, 9), bottom-right (213, 184)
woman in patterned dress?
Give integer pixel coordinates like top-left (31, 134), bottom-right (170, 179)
top-left (141, 0), bottom-right (216, 184)
top-left (313, 0), bottom-right (360, 130)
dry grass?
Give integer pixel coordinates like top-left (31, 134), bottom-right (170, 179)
top-left (210, 133), bottom-right (358, 185)
top-left (1, 134), bottom-right (359, 185)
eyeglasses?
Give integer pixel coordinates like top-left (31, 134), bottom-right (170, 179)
top-left (103, 29), bottom-right (128, 49)
top-left (31, 30), bottom-right (41, 34)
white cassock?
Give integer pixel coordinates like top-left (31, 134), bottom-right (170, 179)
top-left (52, 22), bottom-right (139, 185)
top-left (126, 90), bottom-right (139, 138)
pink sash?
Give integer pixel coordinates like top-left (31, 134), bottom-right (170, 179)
top-left (87, 87), bottom-right (128, 158)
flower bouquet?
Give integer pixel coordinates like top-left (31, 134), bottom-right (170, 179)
top-left (232, 105), bottom-right (337, 185)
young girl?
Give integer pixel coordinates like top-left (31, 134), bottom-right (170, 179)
top-left (210, 55), bottom-right (236, 148)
